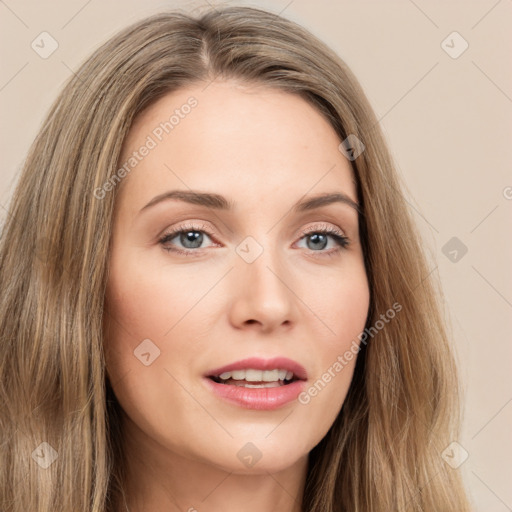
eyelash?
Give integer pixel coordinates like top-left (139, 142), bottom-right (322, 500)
top-left (158, 222), bottom-right (350, 258)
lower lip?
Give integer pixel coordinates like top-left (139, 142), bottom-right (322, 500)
top-left (203, 378), bottom-right (306, 410)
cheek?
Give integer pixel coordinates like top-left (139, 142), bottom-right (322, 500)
top-left (103, 245), bottom-right (220, 379)
top-left (104, 247), bottom-right (218, 351)
top-left (302, 257), bottom-right (370, 346)
top-left (330, 274), bottom-right (369, 351)
top-left (294, 263), bottom-right (369, 435)
top-left (103, 257), bottom-right (215, 451)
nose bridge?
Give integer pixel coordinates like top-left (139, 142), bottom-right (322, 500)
top-left (230, 233), bottom-right (297, 329)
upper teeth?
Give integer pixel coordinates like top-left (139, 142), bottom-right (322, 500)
top-left (218, 369), bottom-right (294, 382)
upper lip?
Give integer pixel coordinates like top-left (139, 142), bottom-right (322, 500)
top-left (206, 357), bottom-right (308, 381)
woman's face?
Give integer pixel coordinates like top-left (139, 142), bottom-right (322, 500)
top-left (104, 80), bottom-right (370, 474)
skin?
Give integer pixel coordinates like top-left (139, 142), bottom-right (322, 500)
top-left (104, 80), bottom-right (370, 512)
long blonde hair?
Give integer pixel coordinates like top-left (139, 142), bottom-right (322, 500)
top-left (0, 6), bottom-right (471, 511)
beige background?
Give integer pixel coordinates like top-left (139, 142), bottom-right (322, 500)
top-left (1, 1), bottom-right (511, 509)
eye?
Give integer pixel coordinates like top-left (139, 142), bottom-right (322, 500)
top-left (295, 224), bottom-right (350, 257)
top-left (158, 222), bottom-right (217, 256)
top-left (158, 222), bottom-right (350, 257)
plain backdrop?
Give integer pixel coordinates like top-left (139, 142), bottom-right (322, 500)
top-left (1, 1), bottom-right (511, 510)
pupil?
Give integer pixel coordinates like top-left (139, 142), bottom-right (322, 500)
top-left (308, 233), bottom-right (327, 250)
top-left (181, 231), bottom-right (203, 248)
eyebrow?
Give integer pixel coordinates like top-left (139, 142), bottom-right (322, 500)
top-left (139, 190), bottom-right (360, 214)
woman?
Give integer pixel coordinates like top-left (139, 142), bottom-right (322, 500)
top-left (0, 5), bottom-right (471, 511)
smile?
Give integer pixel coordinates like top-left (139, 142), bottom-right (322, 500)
top-left (204, 357), bottom-right (307, 410)
top-left (210, 368), bottom-right (296, 388)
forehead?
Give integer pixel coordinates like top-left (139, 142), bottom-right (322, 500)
top-left (116, 80), bottom-right (357, 214)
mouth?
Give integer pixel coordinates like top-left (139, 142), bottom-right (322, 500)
top-left (203, 357), bottom-right (308, 410)
top-left (207, 368), bottom-right (300, 388)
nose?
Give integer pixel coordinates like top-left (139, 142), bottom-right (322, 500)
top-left (228, 244), bottom-right (299, 334)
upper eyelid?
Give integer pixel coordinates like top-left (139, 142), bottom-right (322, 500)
top-left (161, 220), bottom-right (346, 237)
top-left (159, 222), bottom-right (348, 247)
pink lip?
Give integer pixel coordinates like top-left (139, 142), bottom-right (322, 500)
top-left (206, 357), bottom-right (308, 381)
top-left (204, 378), bottom-right (306, 410)
top-left (204, 357), bottom-right (308, 411)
